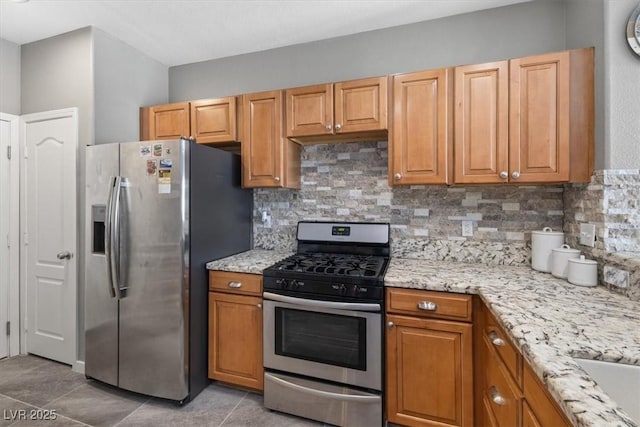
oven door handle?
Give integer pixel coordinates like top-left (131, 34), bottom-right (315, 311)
top-left (263, 292), bottom-right (381, 312)
top-left (266, 373), bottom-right (381, 403)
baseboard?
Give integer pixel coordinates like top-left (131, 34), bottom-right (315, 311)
top-left (72, 360), bottom-right (85, 374)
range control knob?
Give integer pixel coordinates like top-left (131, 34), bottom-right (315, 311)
top-left (290, 280), bottom-right (300, 290)
top-left (275, 278), bottom-right (288, 289)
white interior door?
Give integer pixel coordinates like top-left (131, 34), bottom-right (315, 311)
top-left (0, 113), bottom-right (20, 359)
top-left (21, 108), bottom-right (78, 365)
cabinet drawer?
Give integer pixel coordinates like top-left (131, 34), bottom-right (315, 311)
top-left (386, 288), bottom-right (472, 321)
top-left (483, 307), bottom-right (522, 386)
top-left (209, 271), bottom-right (262, 296)
top-left (483, 335), bottom-right (522, 427)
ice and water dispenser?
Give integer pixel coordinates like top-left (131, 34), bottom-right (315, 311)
top-left (92, 205), bottom-right (106, 254)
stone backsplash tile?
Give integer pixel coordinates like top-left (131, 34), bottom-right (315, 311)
top-left (564, 169), bottom-right (640, 301)
top-left (254, 141), bottom-right (563, 265)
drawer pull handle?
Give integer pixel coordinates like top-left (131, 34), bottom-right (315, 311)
top-left (228, 281), bottom-right (242, 288)
top-left (490, 386), bottom-right (506, 406)
top-left (418, 301), bottom-right (437, 311)
top-left (488, 331), bottom-right (505, 347)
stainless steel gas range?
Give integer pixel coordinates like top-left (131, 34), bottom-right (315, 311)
top-left (262, 221), bottom-right (390, 427)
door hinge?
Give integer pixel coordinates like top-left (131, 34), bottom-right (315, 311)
top-left (6, 234), bottom-right (9, 248)
top-left (6, 146), bottom-right (10, 160)
top-left (5, 321), bottom-right (9, 336)
top-left (23, 232), bottom-right (28, 245)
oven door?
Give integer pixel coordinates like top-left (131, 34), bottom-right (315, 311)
top-left (263, 292), bottom-right (382, 391)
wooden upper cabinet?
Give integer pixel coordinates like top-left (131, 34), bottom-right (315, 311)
top-left (286, 84), bottom-right (333, 137)
top-left (140, 102), bottom-right (190, 141)
top-left (454, 48), bottom-right (594, 185)
top-left (285, 76), bottom-right (388, 143)
top-left (454, 61), bottom-right (509, 184)
top-left (242, 90), bottom-right (300, 188)
top-left (390, 68), bottom-right (453, 185)
top-left (510, 51), bottom-right (570, 183)
top-left (190, 97), bottom-right (239, 145)
top-left (335, 76), bottom-right (388, 133)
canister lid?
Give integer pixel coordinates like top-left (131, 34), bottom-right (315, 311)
top-left (552, 244), bottom-right (580, 254)
top-left (531, 226), bottom-right (564, 236)
top-left (568, 255), bottom-right (597, 265)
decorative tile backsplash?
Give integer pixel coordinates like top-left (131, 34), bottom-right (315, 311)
top-left (253, 141), bottom-right (564, 265)
top-left (564, 169), bottom-right (640, 300)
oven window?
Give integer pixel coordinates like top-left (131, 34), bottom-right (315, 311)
top-left (274, 307), bottom-right (367, 371)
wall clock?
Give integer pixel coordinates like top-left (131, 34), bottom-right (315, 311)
top-left (628, 2), bottom-right (640, 56)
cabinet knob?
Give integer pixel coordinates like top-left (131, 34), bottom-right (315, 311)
top-left (274, 176), bottom-right (281, 182)
top-left (325, 124), bottom-right (332, 131)
top-left (334, 124), bottom-right (342, 131)
top-left (499, 171), bottom-right (508, 179)
top-left (417, 301), bottom-right (437, 311)
top-left (511, 171), bottom-right (521, 180)
top-left (257, 303), bottom-right (262, 309)
top-left (228, 281), bottom-right (242, 288)
top-left (490, 386), bottom-right (506, 406)
top-left (387, 321), bottom-right (394, 328)
top-left (394, 173), bottom-right (402, 180)
top-left (488, 331), bottom-right (505, 347)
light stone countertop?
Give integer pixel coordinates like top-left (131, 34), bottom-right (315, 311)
top-left (385, 258), bottom-right (640, 427)
top-left (205, 249), bottom-right (293, 274)
top-left (206, 251), bottom-right (639, 426)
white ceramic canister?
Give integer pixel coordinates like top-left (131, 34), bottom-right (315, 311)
top-left (531, 227), bottom-right (565, 272)
top-left (551, 244), bottom-right (581, 279)
top-left (567, 255), bottom-right (598, 287)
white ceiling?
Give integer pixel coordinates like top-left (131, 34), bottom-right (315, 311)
top-left (0, 0), bottom-right (532, 67)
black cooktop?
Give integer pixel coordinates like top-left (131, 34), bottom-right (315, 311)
top-left (270, 253), bottom-right (387, 279)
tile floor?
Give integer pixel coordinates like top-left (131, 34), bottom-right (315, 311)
top-left (0, 355), bottom-right (324, 427)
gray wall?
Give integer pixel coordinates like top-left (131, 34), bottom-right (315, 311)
top-left (21, 27), bottom-right (94, 146)
top-left (0, 38), bottom-right (21, 115)
top-left (93, 28), bottom-right (168, 144)
top-left (604, 0), bottom-right (640, 169)
top-left (21, 27), bottom-right (94, 363)
top-left (565, 0), bottom-right (606, 170)
top-left (169, 1), bottom-right (567, 100)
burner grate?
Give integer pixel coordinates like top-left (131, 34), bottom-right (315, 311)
top-left (274, 253), bottom-right (386, 279)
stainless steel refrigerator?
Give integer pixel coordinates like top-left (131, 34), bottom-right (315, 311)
top-left (84, 138), bottom-right (252, 403)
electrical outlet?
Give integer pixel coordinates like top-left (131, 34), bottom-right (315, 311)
top-left (579, 223), bottom-right (596, 247)
top-left (462, 220), bottom-right (473, 237)
top-left (261, 211), bottom-right (272, 228)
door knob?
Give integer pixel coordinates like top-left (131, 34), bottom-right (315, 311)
top-left (334, 124), bottom-right (342, 131)
top-left (511, 171), bottom-right (521, 180)
top-left (57, 251), bottom-right (72, 260)
top-left (499, 171), bottom-right (508, 179)
top-left (394, 173), bottom-right (402, 180)
top-left (325, 124), bottom-right (332, 131)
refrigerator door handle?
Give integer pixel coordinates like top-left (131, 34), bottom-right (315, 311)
top-left (110, 176), bottom-right (124, 299)
top-left (104, 176), bottom-right (117, 298)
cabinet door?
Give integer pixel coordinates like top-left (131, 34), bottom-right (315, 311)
top-left (509, 51), bottom-right (570, 183)
top-left (390, 69), bottom-right (452, 185)
top-left (335, 76), bottom-right (388, 133)
top-left (208, 292), bottom-right (263, 391)
top-left (454, 62), bottom-right (508, 184)
top-left (285, 84), bottom-right (333, 137)
top-left (242, 90), bottom-right (299, 188)
top-left (386, 314), bottom-right (473, 427)
top-left (141, 102), bottom-right (190, 141)
top-left (190, 97), bottom-right (238, 144)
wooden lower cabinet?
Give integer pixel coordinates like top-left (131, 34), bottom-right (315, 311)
top-left (386, 309), bottom-right (473, 426)
top-left (208, 291), bottom-right (263, 391)
top-left (474, 298), bottom-right (573, 427)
